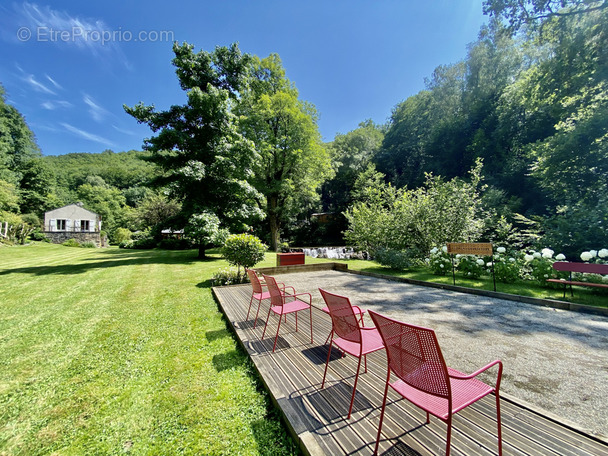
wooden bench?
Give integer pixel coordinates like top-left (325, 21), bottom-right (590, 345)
top-left (547, 261), bottom-right (608, 297)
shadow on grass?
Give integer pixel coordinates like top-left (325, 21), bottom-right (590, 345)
top-left (0, 248), bottom-right (222, 277)
top-left (212, 350), bottom-right (243, 372)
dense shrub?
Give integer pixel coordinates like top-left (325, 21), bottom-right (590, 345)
top-left (119, 240), bottom-right (134, 249)
top-left (427, 246), bottom-right (452, 275)
top-left (114, 228), bottom-right (132, 244)
top-left (222, 234), bottom-right (267, 279)
top-left (30, 230), bottom-right (50, 242)
top-left (81, 241), bottom-right (97, 248)
top-left (456, 255), bottom-right (486, 279)
top-left (157, 238), bottom-right (192, 250)
top-left (345, 160), bottom-right (486, 259)
top-left (62, 239), bottom-right (81, 247)
top-left (375, 248), bottom-right (415, 270)
top-left (211, 268), bottom-right (250, 286)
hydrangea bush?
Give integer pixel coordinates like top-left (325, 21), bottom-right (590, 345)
top-left (492, 247), bottom-right (520, 283)
top-left (427, 246), bottom-right (452, 275)
top-left (456, 255), bottom-right (486, 279)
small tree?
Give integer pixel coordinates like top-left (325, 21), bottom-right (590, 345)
top-left (221, 234), bottom-right (268, 280)
top-left (184, 212), bottom-right (226, 259)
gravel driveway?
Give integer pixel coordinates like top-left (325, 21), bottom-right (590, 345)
top-left (272, 269), bottom-right (608, 439)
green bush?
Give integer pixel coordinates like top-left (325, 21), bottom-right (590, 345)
top-left (375, 248), bottom-right (415, 270)
top-left (62, 239), bottom-right (81, 248)
top-left (30, 230), bottom-right (50, 242)
top-left (222, 234), bottom-right (267, 279)
top-left (114, 228), bottom-right (132, 244)
top-left (119, 240), bottom-right (135, 249)
top-left (81, 241), bottom-right (97, 248)
top-left (157, 238), bottom-right (192, 250)
top-left (211, 268), bottom-right (250, 286)
top-left (427, 246), bottom-right (452, 275)
top-left (456, 255), bottom-right (486, 279)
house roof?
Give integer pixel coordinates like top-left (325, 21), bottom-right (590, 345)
top-left (44, 203), bottom-right (99, 218)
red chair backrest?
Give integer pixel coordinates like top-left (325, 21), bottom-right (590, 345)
top-left (369, 311), bottom-right (451, 399)
top-left (319, 288), bottom-right (361, 344)
top-left (263, 275), bottom-right (285, 308)
top-left (246, 269), bottom-right (263, 294)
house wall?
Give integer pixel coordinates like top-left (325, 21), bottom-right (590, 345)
top-left (44, 205), bottom-right (101, 232)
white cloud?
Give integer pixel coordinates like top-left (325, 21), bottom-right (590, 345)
top-left (45, 74), bottom-right (62, 90)
top-left (14, 2), bottom-right (129, 67)
top-left (83, 94), bottom-right (110, 122)
top-left (112, 124), bottom-right (136, 136)
top-left (24, 73), bottom-right (56, 95)
top-left (41, 100), bottom-right (72, 110)
top-left (61, 122), bottom-right (115, 147)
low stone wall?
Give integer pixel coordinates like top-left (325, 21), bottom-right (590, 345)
top-left (45, 231), bottom-right (103, 247)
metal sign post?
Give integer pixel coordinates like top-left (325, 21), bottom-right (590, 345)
top-left (446, 243), bottom-right (496, 291)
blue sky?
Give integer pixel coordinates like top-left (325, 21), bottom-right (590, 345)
top-left (0, 1), bottom-right (488, 156)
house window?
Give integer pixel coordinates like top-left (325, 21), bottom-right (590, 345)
top-left (56, 219), bottom-right (66, 231)
top-left (81, 220), bottom-right (90, 232)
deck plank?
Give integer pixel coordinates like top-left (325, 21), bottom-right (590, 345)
top-left (213, 283), bottom-right (608, 456)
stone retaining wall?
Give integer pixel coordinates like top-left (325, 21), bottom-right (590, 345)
top-left (45, 231), bottom-right (103, 247)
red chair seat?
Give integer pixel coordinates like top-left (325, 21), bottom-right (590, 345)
top-left (333, 327), bottom-right (384, 357)
top-left (390, 367), bottom-right (494, 420)
top-left (271, 299), bottom-right (311, 315)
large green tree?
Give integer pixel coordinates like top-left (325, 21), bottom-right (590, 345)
top-left (237, 54), bottom-right (332, 250)
top-left (125, 43), bottom-right (264, 232)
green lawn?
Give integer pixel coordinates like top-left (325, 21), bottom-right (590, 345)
top-left (0, 244), bottom-right (298, 456)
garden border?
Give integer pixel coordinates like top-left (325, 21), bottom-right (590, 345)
top-left (255, 263), bottom-right (608, 317)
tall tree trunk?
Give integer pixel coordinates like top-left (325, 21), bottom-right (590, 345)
top-left (268, 195), bottom-right (280, 252)
top-left (198, 242), bottom-right (206, 259)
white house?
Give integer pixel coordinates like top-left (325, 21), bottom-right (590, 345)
top-left (44, 203), bottom-right (102, 233)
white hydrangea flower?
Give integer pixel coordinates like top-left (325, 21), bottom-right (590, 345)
top-left (476, 259), bottom-right (485, 266)
top-left (509, 257), bottom-right (516, 262)
top-left (430, 247), bottom-right (438, 254)
top-left (442, 245), bottom-right (448, 253)
top-left (524, 254), bottom-right (534, 262)
top-left (580, 251), bottom-right (593, 262)
top-left (590, 250), bottom-right (598, 258)
top-left (602, 276), bottom-right (608, 283)
top-left (533, 252), bottom-right (541, 259)
top-left (497, 247), bottom-right (506, 254)
top-left (440, 264), bottom-right (444, 268)
top-left (544, 274), bottom-right (548, 278)
top-left (541, 248), bottom-right (554, 259)
top-left (486, 262), bottom-right (492, 267)
top-left (555, 253), bottom-right (566, 261)
top-left (598, 249), bottom-right (608, 258)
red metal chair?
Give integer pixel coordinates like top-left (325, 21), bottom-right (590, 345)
top-left (319, 288), bottom-right (385, 419)
top-left (369, 310), bottom-right (503, 456)
top-left (245, 269), bottom-right (293, 328)
top-left (261, 274), bottom-right (313, 353)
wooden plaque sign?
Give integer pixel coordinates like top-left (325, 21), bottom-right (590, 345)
top-left (447, 242), bottom-right (493, 256)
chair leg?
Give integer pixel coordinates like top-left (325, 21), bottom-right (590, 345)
top-left (374, 379), bottom-right (391, 455)
top-left (261, 306), bottom-right (272, 340)
top-left (253, 298), bottom-right (263, 328)
top-left (295, 311), bottom-right (298, 332)
top-left (309, 306), bottom-right (313, 344)
top-left (348, 355), bottom-right (363, 419)
top-left (272, 311), bottom-right (283, 352)
top-left (246, 294), bottom-right (255, 320)
top-left (496, 392), bottom-right (503, 456)
top-left (321, 341), bottom-right (333, 388)
top-left (445, 415), bottom-right (453, 456)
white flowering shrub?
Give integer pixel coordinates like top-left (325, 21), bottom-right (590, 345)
top-left (580, 248), bottom-right (608, 264)
top-left (456, 255), bottom-right (486, 279)
top-left (493, 249), bottom-right (520, 283)
top-left (521, 248), bottom-right (566, 287)
top-left (428, 246), bottom-right (452, 275)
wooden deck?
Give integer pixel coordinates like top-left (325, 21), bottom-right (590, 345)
top-left (212, 284), bottom-right (608, 456)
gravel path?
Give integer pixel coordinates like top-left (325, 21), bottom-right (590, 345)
top-left (272, 270), bottom-right (608, 438)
